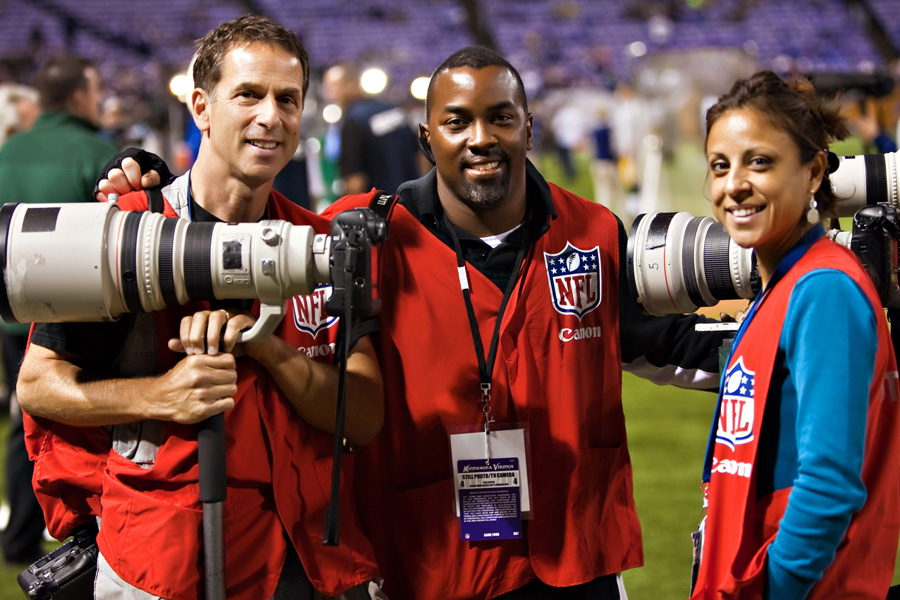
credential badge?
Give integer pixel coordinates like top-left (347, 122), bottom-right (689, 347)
top-left (292, 284), bottom-right (338, 336)
top-left (544, 243), bottom-right (601, 319)
top-left (716, 357), bottom-right (755, 450)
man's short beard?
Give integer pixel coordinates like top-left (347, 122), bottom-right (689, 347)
top-left (461, 170), bottom-right (511, 211)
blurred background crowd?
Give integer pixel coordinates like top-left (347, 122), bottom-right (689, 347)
top-left (0, 0), bottom-right (897, 216)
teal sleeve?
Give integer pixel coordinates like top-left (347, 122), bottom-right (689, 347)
top-left (766, 269), bottom-right (876, 600)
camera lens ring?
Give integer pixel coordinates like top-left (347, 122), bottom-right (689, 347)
top-left (626, 213), bottom-right (646, 307)
top-left (0, 204), bottom-right (18, 324)
top-left (681, 216), bottom-right (706, 309)
top-left (700, 223), bottom-right (733, 298)
top-left (119, 211), bottom-right (144, 314)
top-left (864, 155), bottom-right (888, 206)
top-left (158, 218), bottom-right (179, 307)
top-left (183, 222), bottom-right (215, 300)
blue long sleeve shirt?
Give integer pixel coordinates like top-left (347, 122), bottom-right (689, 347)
top-left (761, 269), bottom-right (876, 599)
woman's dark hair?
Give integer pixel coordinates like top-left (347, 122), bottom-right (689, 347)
top-left (705, 70), bottom-right (849, 215)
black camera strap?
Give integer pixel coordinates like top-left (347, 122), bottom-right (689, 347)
top-left (146, 187), bottom-right (165, 214)
top-left (323, 192), bottom-right (393, 546)
top-left (368, 190), bottom-right (397, 219)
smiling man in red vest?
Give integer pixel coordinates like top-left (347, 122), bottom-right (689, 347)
top-left (322, 46), bottom-right (724, 600)
top-left (17, 15), bottom-right (385, 600)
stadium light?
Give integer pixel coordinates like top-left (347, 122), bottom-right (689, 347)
top-left (627, 41), bottom-right (648, 58)
top-left (410, 76), bottom-right (430, 100)
top-left (169, 73), bottom-right (192, 104)
top-left (323, 103), bottom-right (343, 124)
top-left (361, 68), bottom-right (388, 95)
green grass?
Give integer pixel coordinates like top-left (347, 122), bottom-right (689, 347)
top-left (620, 372), bottom-right (719, 598)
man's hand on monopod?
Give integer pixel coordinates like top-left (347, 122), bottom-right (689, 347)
top-left (157, 354), bottom-right (237, 424)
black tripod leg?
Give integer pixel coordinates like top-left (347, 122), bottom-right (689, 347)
top-left (199, 412), bottom-right (226, 600)
top-left (323, 314), bottom-right (350, 546)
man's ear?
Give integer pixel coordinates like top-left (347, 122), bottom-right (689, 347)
top-left (418, 123), bottom-right (435, 165)
top-left (190, 88), bottom-right (211, 133)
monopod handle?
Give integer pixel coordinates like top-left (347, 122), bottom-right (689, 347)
top-left (198, 413), bottom-right (226, 503)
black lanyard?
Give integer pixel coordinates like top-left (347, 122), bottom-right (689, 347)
top-left (443, 212), bottom-right (529, 433)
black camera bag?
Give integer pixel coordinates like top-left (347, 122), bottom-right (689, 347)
top-left (16, 521), bottom-right (98, 599)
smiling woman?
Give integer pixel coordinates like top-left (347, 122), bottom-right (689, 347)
top-left (690, 71), bottom-right (900, 600)
top-left (703, 72), bottom-right (846, 286)
top-left (706, 108), bottom-right (826, 284)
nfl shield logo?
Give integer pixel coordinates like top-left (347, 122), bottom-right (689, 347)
top-left (292, 284), bottom-right (338, 336)
top-left (716, 357), bottom-right (755, 450)
top-left (544, 243), bottom-right (601, 319)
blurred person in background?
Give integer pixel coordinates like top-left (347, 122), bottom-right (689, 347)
top-left (691, 70), bottom-right (900, 600)
top-left (99, 95), bottom-right (166, 156)
top-left (322, 61), bottom-right (421, 196)
top-left (611, 81), bottom-right (650, 216)
top-left (547, 101), bottom-right (582, 180)
top-left (273, 140), bottom-right (313, 210)
top-left (0, 83), bottom-right (39, 148)
top-left (589, 105), bottom-right (627, 222)
top-left (0, 54), bottom-right (117, 566)
top-left (847, 95), bottom-right (898, 154)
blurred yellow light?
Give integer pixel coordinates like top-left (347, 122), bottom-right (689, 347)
top-left (323, 103), bottom-right (343, 124)
top-left (410, 76), bottom-right (430, 100)
top-left (361, 68), bottom-right (388, 95)
top-left (169, 74), bottom-right (191, 102)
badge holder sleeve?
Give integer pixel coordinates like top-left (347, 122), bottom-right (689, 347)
top-left (448, 422), bottom-right (533, 542)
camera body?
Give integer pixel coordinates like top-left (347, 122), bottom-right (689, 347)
top-left (829, 204), bottom-right (900, 309)
top-left (17, 523), bottom-right (98, 600)
top-left (327, 208), bottom-right (388, 319)
top-left (628, 150), bottom-right (900, 315)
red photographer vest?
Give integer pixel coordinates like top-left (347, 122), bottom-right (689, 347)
top-left (24, 185), bottom-right (379, 599)
top-left (690, 239), bottom-right (900, 600)
top-left (326, 185), bottom-right (639, 600)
